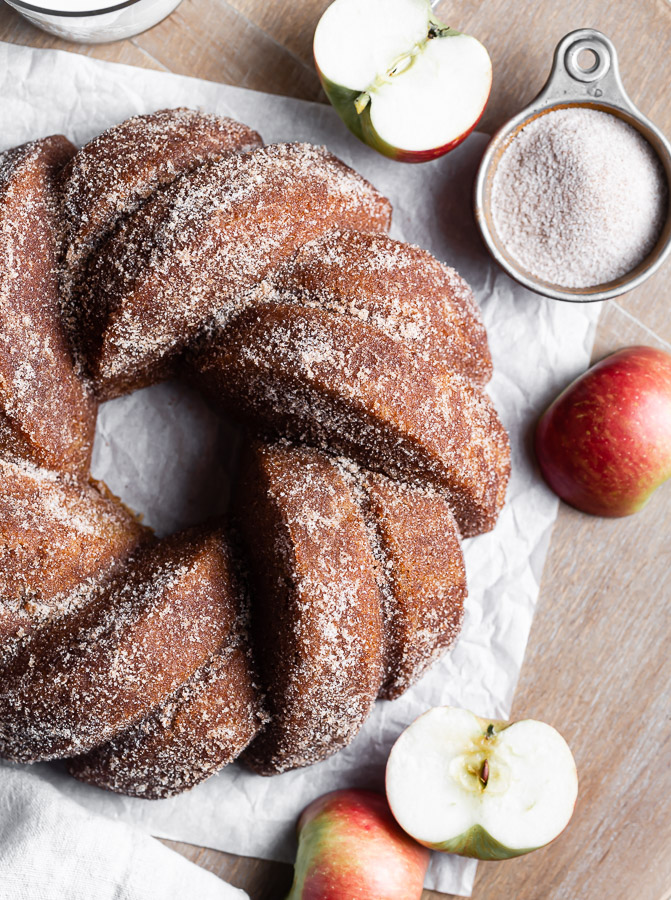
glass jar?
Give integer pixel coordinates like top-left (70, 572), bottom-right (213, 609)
top-left (5, 0), bottom-right (183, 43)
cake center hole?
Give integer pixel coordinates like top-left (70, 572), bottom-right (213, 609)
top-left (91, 380), bottom-right (240, 537)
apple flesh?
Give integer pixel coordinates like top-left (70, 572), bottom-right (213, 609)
top-left (535, 346), bottom-right (671, 517)
top-left (286, 788), bottom-right (430, 900)
top-left (386, 707), bottom-right (578, 860)
top-left (313, 0), bottom-right (492, 162)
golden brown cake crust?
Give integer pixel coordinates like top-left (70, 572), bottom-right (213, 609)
top-left (69, 644), bottom-right (265, 799)
top-left (234, 438), bottom-right (471, 775)
top-left (0, 457), bottom-right (148, 646)
top-left (236, 440), bottom-right (385, 776)
top-left (68, 537), bottom-right (265, 799)
top-left (272, 229), bottom-right (493, 385)
top-left (194, 301), bottom-right (509, 537)
top-left (358, 472), bottom-right (467, 700)
top-left (77, 142), bottom-right (392, 399)
top-left (0, 136), bottom-right (97, 475)
top-left (68, 647), bottom-right (265, 800)
top-left (61, 107), bottom-right (263, 289)
top-left (0, 527), bottom-right (243, 762)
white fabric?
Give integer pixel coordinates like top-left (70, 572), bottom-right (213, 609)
top-left (0, 765), bottom-right (248, 900)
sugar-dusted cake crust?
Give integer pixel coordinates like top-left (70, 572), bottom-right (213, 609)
top-left (357, 472), bottom-right (466, 700)
top-left (272, 229), bottom-right (493, 385)
top-left (77, 143), bottom-right (392, 399)
top-left (69, 644), bottom-right (265, 799)
top-left (0, 456), bottom-right (148, 647)
top-left (68, 539), bottom-right (266, 799)
top-left (194, 302), bottom-right (509, 537)
top-left (0, 526), bottom-right (245, 762)
top-left (61, 107), bottom-right (263, 290)
top-left (0, 136), bottom-right (97, 475)
top-left (235, 438), bottom-right (469, 775)
top-left (236, 439), bottom-right (385, 776)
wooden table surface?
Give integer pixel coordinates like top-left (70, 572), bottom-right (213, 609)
top-left (2, 1), bottom-right (670, 897)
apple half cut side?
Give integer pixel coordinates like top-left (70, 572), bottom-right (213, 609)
top-left (386, 707), bottom-right (578, 860)
top-left (313, 0), bottom-right (492, 162)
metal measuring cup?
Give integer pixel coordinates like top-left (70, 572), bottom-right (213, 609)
top-left (474, 28), bottom-right (671, 302)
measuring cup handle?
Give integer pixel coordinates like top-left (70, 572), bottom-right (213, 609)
top-left (534, 28), bottom-right (636, 112)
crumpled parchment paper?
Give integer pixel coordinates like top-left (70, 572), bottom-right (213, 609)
top-left (0, 41), bottom-right (600, 895)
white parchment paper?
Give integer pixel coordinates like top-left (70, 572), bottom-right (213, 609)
top-left (0, 42), bottom-right (601, 895)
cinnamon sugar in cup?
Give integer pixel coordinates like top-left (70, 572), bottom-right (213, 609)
top-left (474, 29), bottom-right (671, 303)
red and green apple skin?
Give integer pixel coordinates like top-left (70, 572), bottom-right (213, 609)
top-left (315, 67), bottom-right (489, 164)
top-left (535, 346), bottom-right (671, 517)
top-left (286, 788), bottom-right (430, 900)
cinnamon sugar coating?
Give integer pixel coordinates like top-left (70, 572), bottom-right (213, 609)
top-left (68, 541), bottom-right (265, 799)
top-left (77, 143), bottom-right (392, 399)
top-left (0, 109), bottom-right (511, 796)
top-left (359, 473), bottom-right (466, 700)
top-left (62, 108), bottom-right (262, 290)
top-left (273, 229), bottom-right (493, 385)
top-left (0, 457), bottom-right (148, 645)
top-left (0, 527), bottom-right (242, 762)
top-left (235, 439), bottom-right (469, 775)
top-left (0, 136), bottom-right (97, 475)
top-left (236, 440), bottom-right (385, 775)
top-left (194, 302), bottom-right (509, 537)
top-left (69, 645), bottom-right (264, 799)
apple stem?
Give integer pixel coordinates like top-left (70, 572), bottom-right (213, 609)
top-left (480, 759), bottom-right (489, 788)
top-left (428, 23), bottom-right (462, 39)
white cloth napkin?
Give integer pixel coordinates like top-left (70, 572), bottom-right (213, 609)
top-left (0, 765), bottom-right (249, 900)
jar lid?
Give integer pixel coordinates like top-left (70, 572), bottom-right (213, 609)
top-left (10, 0), bottom-right (143, 15)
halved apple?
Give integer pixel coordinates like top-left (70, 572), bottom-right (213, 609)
top-left (386, 706), bottom-right (578, 859)
top-left (313, 0), bottom-right (492, 162)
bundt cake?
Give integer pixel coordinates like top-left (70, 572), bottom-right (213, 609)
top-left (0, 108), bottom-right (510, 799)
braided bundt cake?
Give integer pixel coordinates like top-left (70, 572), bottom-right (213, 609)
top-left (0, 108), bottom-right (510, 798)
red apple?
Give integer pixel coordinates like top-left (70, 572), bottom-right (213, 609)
top-left (535, 346), bottom-right (671, 516)
top-left (313, 0), bottom-right (491, 162)
top-left (286, 788), bottom-right (430, 900)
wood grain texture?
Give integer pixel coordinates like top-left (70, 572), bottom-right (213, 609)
top-left (2, 1), bottom-right (670, 897)
top-left (0, 2), bottom-right (167, 69)
top-left (132, 0), bottom-right (325, 100)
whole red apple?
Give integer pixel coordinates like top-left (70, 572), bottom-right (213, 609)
top-left (286, 788), bottom-right (430, 900)
top-left (535, 345), bottom-right (671, 516)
